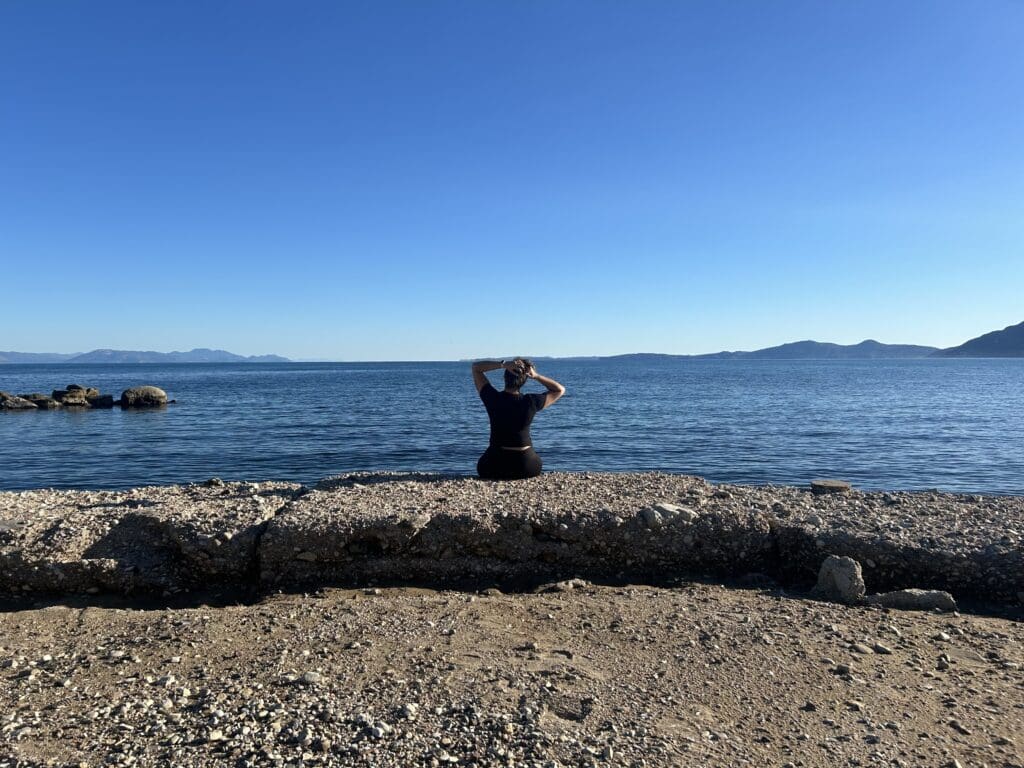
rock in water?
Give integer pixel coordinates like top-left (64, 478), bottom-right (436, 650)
top-left (812, 555), bottom-right (865, 604)
top-left (810, 479), bottom-right (852, 495)
top-left (52, 389), bottom-right (90, 407)
top-left (866, 588), bottom-right (957, 612)
top-left (120, 386), bottom-right (168, 408)
top-left (0, 392), bottom-right (39, 410)
top-left (87, 394), bottom-right (115, 409)
top-left (18, 393), bottom-right (61, 409)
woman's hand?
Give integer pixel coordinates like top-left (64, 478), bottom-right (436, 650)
top-left (525, 364), bottom-right (538, 379)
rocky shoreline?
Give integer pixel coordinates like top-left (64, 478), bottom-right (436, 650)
top-left (0, 384), bottom-right (169, 410)
top-left (1, 472), bottom-right (1022, 607)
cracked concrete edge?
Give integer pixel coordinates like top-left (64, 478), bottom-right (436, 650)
top-left (1, 476), bottom-right (1022, 605)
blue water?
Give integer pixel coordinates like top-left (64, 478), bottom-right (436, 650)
top-left (1, 359), bottom-right (1022, 493)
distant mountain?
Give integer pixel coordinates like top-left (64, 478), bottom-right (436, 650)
top-left (1, 348), bottom-right (290, 364)
top-left (934, 320), bottom-right (1024, 357)
top-left (706, 339), bottom-right (938, 360)
top-left (0, 351), bottom-right (80, 364)
top-left (606, 340), bottom-right (938, 361)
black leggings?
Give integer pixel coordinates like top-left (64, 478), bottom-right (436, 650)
top-left (477, 446), bottom-right (543, 480)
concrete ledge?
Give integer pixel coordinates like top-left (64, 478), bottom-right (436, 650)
top-left (1, 473), bottom-right (1022, 604)
top-left (0, 481), bottom-right (299, 595)
top-left (260, 473), bottom-right (774, 587)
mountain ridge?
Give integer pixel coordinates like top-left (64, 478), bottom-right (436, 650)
top-left (604, 339), bottom-right (938, 361)
top-left (4, 320), bottom-right (1023, 363)
top-left (0, 348), bottom-right (290, 364)
top-left (934, 320), bottom-right (1024, 358)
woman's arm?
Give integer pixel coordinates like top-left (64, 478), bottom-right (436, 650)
top-left (527, 365), bottom-right (566, 408)
top-left (471, 359), bottom-right (509, 392)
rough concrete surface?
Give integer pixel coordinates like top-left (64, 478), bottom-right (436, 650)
top-left (1, 473), bottom-right (1022, 605)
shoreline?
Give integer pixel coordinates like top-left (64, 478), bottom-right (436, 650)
top-left (1, 472), bottom-right (1021, 606)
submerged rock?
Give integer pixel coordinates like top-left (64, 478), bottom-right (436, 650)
top-left (812, 555), bottom-right (865, 604)
top-left (0, 392), bottom-right (38, 410)
top-left (18, 393), bottom-right (60, 409)
top-left (120, 386), bottom-right (168, 408)
top-left (52, 389), bottom-right (90, 407)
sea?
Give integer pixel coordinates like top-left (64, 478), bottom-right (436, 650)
top-left (1, 359), bottom-right (1022, 494)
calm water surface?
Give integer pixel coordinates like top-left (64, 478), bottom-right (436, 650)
top-left (1, 359), bottom-right (1022, 493)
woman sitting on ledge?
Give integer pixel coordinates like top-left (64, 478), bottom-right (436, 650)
top-left (472, 358), bottom-right (565, 480)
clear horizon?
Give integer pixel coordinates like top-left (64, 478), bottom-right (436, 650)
top-left (3, 2), bottom-right (1022, 360)
top-left (1, 324), bottom-right (1015, 363)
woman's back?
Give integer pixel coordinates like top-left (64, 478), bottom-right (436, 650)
top-left (471, 357), bottom-right (566, 481)
top-left (479, 383), bottom-right (546, 448)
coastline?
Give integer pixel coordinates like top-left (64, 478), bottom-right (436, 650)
top-left (2, 472), bottom-right (1021, 606)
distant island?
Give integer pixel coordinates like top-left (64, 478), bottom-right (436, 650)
top-left (0, 348), bottom-right (290, 364)
top-left (5, 320), bottom-right (1024, 363)
top-left (932, 320), bottom-right (1024, 358)
top-left (605, 319), bottom-right (1024, 360)
top-left (606, 339), bottom-right (939, 361)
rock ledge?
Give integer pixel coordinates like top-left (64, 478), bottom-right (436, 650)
top-left (1, 473), bottom-right (1021, 604)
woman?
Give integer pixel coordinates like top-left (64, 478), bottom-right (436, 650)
top-left (471, 357), bottom-right (566, 480)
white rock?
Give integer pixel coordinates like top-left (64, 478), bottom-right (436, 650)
top-left (812, 555), bottom-right (865, 605)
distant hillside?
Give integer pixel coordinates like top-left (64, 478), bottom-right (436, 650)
top-left (606, 340), bottom-right (938, 361)
top-left (706, 339), bottom-right (938, 360)
top-left (934, 320), bottom-right (1024, 357)
top-left (1, 348), bottom-right (290, 364)
top-left (0, 351), bottom-right (79, 364)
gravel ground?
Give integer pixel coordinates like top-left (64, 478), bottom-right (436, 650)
top-left (0, 583), bottom-right (1021, 767)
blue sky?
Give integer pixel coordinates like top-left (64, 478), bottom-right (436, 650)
top-left (2, 1), bottom-right (1022, 360)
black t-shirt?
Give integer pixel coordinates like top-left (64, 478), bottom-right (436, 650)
top-left (479, 382), bottom-right (547, 448)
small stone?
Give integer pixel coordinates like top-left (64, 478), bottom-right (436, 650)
top-left (639, 507), bottom-right (663, 529)
top-left (295, 551), bottom-right (317, 563)
top-left (810, 479), bottom-right (851, 495)
top-left (867, 589), bottom-right (957, 612)
top-left (948, 720), bottom-right (971, 735)
top-left (653, 502), bottom-right (698, 522)
top-left (206, 729), bottom-right (225, 742)
top-left (401, 702), bottom-right (419, 719)
top-left (851, 643), bottom-right (873, 654)
top-left (300, 671), bottom-right (322, 685)
top-left (872, 642), bottom-right (893, 655)
top-left (812, 555), bottom-right (866, 605)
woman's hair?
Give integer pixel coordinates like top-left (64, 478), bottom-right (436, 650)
top-left (504, 358), bottom-right (531, 390)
